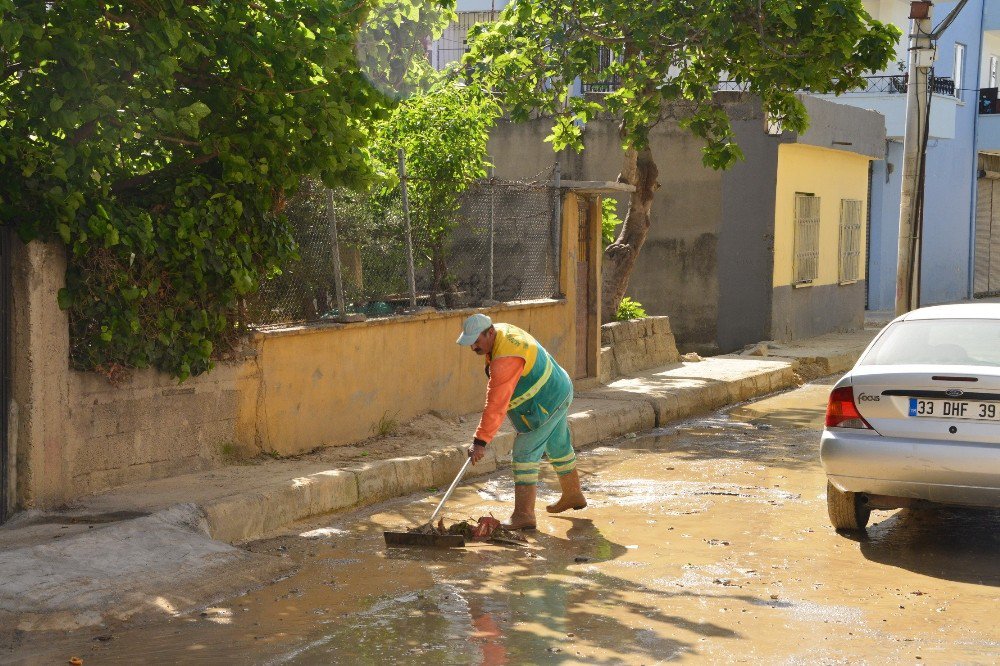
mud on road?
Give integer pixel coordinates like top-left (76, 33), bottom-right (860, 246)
top-left (7, 383), bottom-right (1000, 664)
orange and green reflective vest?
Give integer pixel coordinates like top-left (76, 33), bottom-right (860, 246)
top-left (490, 323), bottom-right (572, 433)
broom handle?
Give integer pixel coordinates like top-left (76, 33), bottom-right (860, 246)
top-left (427, 456), bottom-right (472, 526)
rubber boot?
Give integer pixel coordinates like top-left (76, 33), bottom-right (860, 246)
top-left (502, 485), bottom-right (537, 531)
top-left (546, 469), bottom-right (587, 513)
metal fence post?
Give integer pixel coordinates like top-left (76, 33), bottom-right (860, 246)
top-left (398, 148), bottom-right (418, 310)
top-left (552, 161), bottom-right (562, 295)
top-left (488, 166), bottom-right (495, 302)
top-left (328, 189), bottom-right (347, 315)
top-left (327, 189), bottom-right (364, 323)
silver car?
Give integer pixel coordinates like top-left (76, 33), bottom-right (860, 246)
top-left (820, 303), bottom-right (1000, 531)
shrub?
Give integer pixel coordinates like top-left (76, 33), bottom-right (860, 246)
top-left (615, 297), bottom-right (647, 321)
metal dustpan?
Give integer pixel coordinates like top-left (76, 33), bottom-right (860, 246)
top-left (384, 457), bottom-right (471, 548)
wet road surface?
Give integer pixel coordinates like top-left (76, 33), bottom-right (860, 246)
top-left (7, 382), bottom-right (1000, 664)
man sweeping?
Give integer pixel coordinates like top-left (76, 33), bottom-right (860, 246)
top-left (457, 313), bottom-right (586, 530)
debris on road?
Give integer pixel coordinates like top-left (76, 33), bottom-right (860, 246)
top-left (443, 516), bottom-right (529, 544)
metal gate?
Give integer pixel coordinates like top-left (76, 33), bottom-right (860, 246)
top-left (0, 226), bottom-right (10, 523)
top-left (974, 154), bottom-right (1000, 298)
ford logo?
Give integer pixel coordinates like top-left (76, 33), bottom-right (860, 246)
top-left (945, 388), bottom-right (964, 397)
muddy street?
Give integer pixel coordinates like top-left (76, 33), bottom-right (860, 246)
top-left (8, 380), bottom-right (1000, 664)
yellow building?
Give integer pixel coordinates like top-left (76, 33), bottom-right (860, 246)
top-left (771, 142), bottom-right (873, 341)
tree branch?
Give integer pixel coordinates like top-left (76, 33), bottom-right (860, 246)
top-left (151, 134), bottom-right (202, 147)
top-left (2, 62), bottom-right (25, 82)
top-left (111, 151), bottom-right (218, 194)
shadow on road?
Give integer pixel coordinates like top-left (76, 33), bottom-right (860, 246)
top-left (843, 508), bottom-right (1000, 587)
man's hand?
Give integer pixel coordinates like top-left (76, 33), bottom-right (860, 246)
top-left (468, 438), bottom-right (487, 464)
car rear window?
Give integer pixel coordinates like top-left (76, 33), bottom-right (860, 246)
top-left (860, 319), bottom-right (1000, 366)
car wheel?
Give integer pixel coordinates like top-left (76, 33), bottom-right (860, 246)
top-left (826, 481), bottom-right (871, 531)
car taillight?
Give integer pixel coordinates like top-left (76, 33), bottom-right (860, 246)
top-left (825, 386), bottom-right (873, 429)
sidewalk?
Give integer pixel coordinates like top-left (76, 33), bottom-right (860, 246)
top-left (0, 328), bottom-right (878, 634)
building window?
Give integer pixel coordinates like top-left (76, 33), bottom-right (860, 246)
top-left (430, 11), bottom-right (499, 71)
top-left (839, 199), bottom-right (863, 284)
top-left (793, 193), bottom-right (821, 285)
top-left (954, 43), bottom-right (966, 100)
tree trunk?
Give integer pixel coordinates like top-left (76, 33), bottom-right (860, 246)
top-left (430, 242), bottom-right (458, 308)
top-left (601, 145), bottom-right (659, 323)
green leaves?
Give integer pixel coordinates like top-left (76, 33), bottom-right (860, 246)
top-left (0, 18), bottom-right (22, 49)
top-left (367, 81), bottom-right (498, 287)
top-left (464, 0), bottom-right (899, 162)
top-left (177, 101), bottom-right (211, 138)
top-left (0, 0), bottom-right (406, 379)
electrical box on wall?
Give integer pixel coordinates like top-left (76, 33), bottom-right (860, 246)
top-left (915, 47), bottom-right (937, 69)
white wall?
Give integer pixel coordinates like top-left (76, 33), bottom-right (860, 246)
top-left (980, 32), bottom-right (1000, 88)
top-left (455, 0), bottom-right (509, 10)
top-left (863, 0), bottom-right (915, 74)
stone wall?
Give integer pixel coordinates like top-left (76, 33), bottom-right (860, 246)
top-left (599, 316), bottom-right (679, 384)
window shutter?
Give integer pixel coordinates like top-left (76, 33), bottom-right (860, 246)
top-left (839, 199), bottom-right (863, 284)
top-left (793, 194), bottom-right (821, 284)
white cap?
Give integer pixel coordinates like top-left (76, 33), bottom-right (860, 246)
top-left (456, 313), bottom-right (493, 345)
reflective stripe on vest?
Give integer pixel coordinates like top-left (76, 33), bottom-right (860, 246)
top-left (507, 354), bottom-right (553, 410)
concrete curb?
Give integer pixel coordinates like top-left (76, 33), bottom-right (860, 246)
top-left (199, 339), bottom-right (868, 544)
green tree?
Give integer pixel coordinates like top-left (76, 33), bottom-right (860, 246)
top-left (464, 0), bottom-right (899, 322)
top-left (601, 197), bottom-right (622, 247)
top-left (370, 82), bottom-right (500, 306)
top-left (0, 0), bottom-right (451, 379)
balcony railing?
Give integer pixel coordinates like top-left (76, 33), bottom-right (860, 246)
top-left (716, 75), bottom-right (956, 96)
top-left (585, 74), bottom-right (959, 97)
top-left (846, 74), bottom-right (956, 96)
top-left (581, 77), bottom-right (621, 94)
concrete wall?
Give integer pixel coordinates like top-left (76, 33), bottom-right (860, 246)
top-left (718, 98), bottom-right (781, 353)
top-left (771, 282), bottom-right (867, 341)
top-left (868, 141), bottom-right (903, 311)
top-left (10, 198), bottom-right (588, 508)
top-left (487, 99), bottom-right (756, 354)
top-left (10, 241), bottom-right (70, 510)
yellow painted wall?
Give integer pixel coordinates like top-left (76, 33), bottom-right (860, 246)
top-left (245, 301), bottom-right (576, 454)
top-left (772, 144), bottom-right (871, 288)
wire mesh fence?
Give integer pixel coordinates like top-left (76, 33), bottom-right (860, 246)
top-left (244, 172), bottom-right (561, 328)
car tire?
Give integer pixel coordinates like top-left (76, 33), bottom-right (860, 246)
top-left (826, 481), bottom-right (871, 531)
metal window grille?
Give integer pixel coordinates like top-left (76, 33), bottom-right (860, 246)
top-left (430, 11), bottom-right (498, 71)
top-left (793, 193), bottom-right (821, 284)
top-left (839, 199), bottom-right (863, 284)
top-left (581, 46), bottom-right (623, 93)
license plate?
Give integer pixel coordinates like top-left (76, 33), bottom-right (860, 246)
top-left (908, 398), bottom-right (1000, 420)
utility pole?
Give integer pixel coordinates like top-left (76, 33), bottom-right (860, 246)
top-left (894, 1), bottom-right (935, 316)
top-left (894, 0), bottom-right (968, 316)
